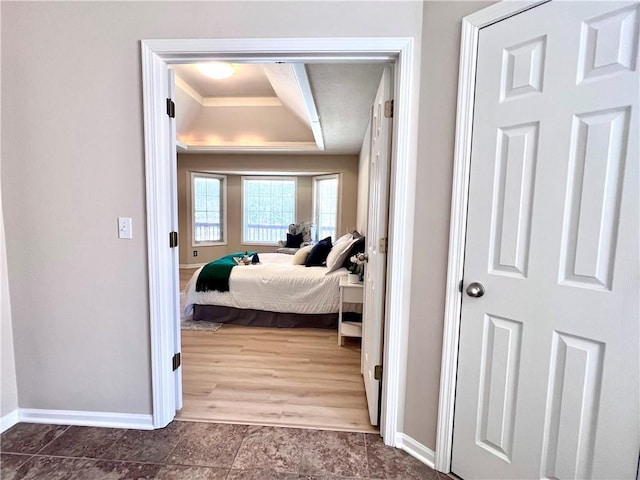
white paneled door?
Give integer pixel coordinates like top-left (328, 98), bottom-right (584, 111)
top-left (362, 66), bottom-right (392, 426)
top-left (452, 2), bottom-right (639, 479)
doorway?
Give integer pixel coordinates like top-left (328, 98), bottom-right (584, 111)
top-left (141, 37), bottom-right (420, 447)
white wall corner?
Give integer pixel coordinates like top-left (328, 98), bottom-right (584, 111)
top-left (396, 432), bottom-right (436, 469)
top-left (17, 409), bottom-right (154, 430)
top-left (0, 409), bottom-right (19, 433)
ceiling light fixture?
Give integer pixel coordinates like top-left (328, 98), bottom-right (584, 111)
top-left (197, 62), bottom-right (236, 80)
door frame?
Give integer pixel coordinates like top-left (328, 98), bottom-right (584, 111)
top-left (434, 0), bottom-right (549, 473)
top-left (141, 37), bottom-right (420, 445)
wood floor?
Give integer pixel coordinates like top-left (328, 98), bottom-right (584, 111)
top-left (177, 267), bottom-right (377, 433)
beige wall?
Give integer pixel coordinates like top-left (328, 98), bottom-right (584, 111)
top-left (1, 0), bottom-right (502, 451)
top-left (356, 121), bottom-right (371, 235)
top-left (0, 2), bottom-right (19, 419)
top-left (177, 154), bottom-right (358, 265)
top-left (1, 185), bottom-right (19, 418)
top-left (402, 1), bottom-right (494, 450)
top-left (1, 1), bottom-right (422, 416)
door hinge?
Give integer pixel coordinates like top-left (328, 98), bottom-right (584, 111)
top-left (384, 99), bottom-right (394, 118)
top-left (379, 237), bottom-right (388, 254)
top-left (172, 352), bottom-right (181, 371)
top-left (374, 364), bottom-right (383, 381)
top-left (166, 98), bottom-right (175, 118)
top-left (459, 280), bottom-right (463, 293)
top-left (169, 231), bottom-right (178, 248)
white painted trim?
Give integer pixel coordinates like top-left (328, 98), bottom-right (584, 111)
top-left (175, 75), bottom-right (204, 104)
top-left (292, 63), bottom-right (324, 150)
top-left (142, 42), bottom-right (179, 430)
top-left (396, 433), bottom-right (436, 469)
top-left (175, 77), bottom-right (283, 108)
top-left (18, 409), bottom-right (153, 430)
top-left (142, 37), bottom-right (407, 61)
top-left (0, 409), bottom-right (19, 433)
top-left (180, 142), bottom-right (319, 153)
top-left (142, 38), bottom-right (419, 445)
top-left (435, 0), bottom-right (550, 474)
top-left (380, 38), bottom-right (416, 446)
top-left (180, 263), bottom-right (205, 269)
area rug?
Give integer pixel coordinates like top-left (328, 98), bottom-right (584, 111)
top-left (180, 291), bottom-right (223, 332)
top-left (181, 318), bottom-right (223, 332)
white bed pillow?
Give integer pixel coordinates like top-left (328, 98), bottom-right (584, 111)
top-left (291, 244), bottom-right (314, 265)
top-left (334, 232), bottom-right (352, 245)
top-left (325, 235), bottom-right (356, 273)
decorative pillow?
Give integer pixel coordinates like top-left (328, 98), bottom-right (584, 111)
top-left (285, 232), bottom-right (303, 248)
top-left (275, 247), bottom-right (300, 255)
top-left (305, 236), bottom-right (333, 267)
top-left (325, 236), bottom-right (358, 274)
top-left (292, 244), bottom-right (314, 265)
top-left (351, 230), bottom-right (363, 240)
top-left (288, 222), bottom-right (313, 244)
top-left (334, 232), bottom-right (352, 244)
top-left (341, 236), bottom-right (366, 268)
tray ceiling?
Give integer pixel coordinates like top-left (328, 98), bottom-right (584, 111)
top-left (171, 62), bottom-right (386, 155)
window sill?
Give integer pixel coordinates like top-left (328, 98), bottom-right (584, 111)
top-left (192, 242), bottom-right (227, 248)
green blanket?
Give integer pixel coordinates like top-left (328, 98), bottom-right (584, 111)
top-left (195, 252), bottom-right (255, 293)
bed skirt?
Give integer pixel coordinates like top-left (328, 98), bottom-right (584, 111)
top-left (193, 304), bottom-right (338, 329)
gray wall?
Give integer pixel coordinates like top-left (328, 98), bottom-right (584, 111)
top-left (1, 1), bottom-right (422, 416)
top-left (1, 0), bottom-right (497, 450)
top-left (403, 1), bottom-right (494, 449)
top-left (177, 154), bottom-right (359, 265)
top-left (0, 0), bottom-right (19, 418)
top-left (1, 185), bottom-right (18, 418)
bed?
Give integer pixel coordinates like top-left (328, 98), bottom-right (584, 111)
top-left (184, 252), bottom-right (350, 328)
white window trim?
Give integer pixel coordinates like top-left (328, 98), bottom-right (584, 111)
top-left (190, 171), bottom-right (227, 247)
top-left (241, 175), bottom-right (297, 246)
top-left (312, 173), bottom-right (341, 242)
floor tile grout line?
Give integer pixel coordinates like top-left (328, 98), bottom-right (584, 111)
top-left (0, 451), bottom-right (36, 472)
top-left (227, 423), bottom-right (250, 472)
top-left (95, 426), bottom-right (129, 460)
top-left (364, 431), bottom-right (372, 479)
top-left (160, 422), bottom-right (191, 465)
top-left (31, 424), bottom-right (72, 457)
top-left (27, 453), bottom-right (167, 466)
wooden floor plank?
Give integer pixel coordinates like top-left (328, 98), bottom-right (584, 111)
top-left (178, 326), bottom-right (377, 432)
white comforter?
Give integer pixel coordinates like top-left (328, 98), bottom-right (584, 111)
top-left (185, 253), bottom-right (348, 315)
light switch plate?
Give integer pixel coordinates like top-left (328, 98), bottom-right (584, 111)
top-left (118, 217), bottom-right (132, 239)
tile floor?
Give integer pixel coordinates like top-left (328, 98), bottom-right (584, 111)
top-left (1, 421), bottom-right (447, 479)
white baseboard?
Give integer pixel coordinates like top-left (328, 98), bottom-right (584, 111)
top-left (0, 409), bottom-right (20, 433)
top-left (180, 263), bottom-right (205, 269)
top-left (17, 409), bottom-right (154, 430)
top-left (396, 432), bottom-right (436, 469)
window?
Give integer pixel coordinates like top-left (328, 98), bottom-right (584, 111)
top-left (242, 177), bottom-right (296, 245)
top-left (313, 174), bottom-right (339, 241)
top-left (191, 172), bottom-right (226, 245)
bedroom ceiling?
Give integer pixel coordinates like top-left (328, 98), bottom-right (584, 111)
top-left (171, 62), bottom-right (386, 155)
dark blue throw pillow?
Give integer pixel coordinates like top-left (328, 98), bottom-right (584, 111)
top-left (305, 237), bottom-right (333, 267)
top-left (285, 232), bottom-right (304, 248)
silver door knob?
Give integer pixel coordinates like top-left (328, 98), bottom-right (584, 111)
top-left (466, 282), bottom-right (485, 298)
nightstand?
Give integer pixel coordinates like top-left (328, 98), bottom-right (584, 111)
top-left (338, 277), bottom-right (364, 346)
